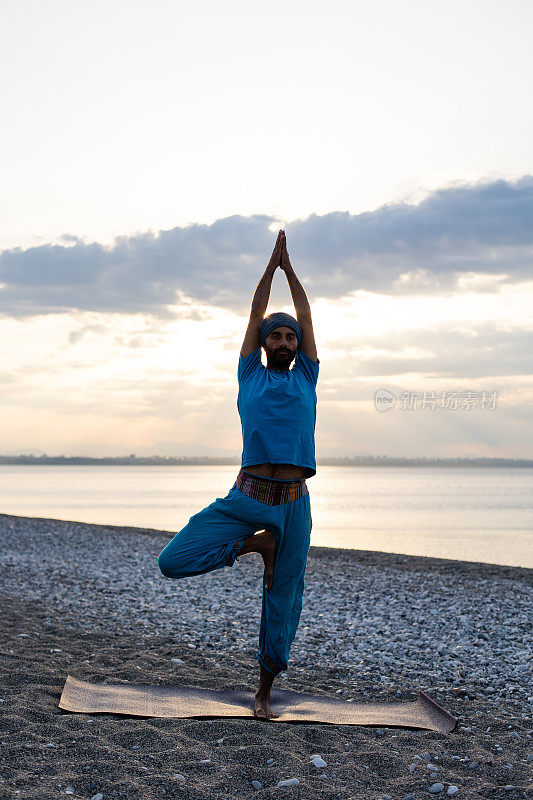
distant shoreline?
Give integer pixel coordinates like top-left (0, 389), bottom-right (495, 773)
top-left (1, 455), bottom-right (532, 467)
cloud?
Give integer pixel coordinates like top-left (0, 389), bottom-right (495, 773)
top-left (1, 177), bottom-right (532, 318)
top-left (321, 323), bottom-right (533, 379)
top-left (68, 323), bottom-right (106, 345)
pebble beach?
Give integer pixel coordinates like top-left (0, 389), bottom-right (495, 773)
top-left (0, 512), bottom-right (531, 799)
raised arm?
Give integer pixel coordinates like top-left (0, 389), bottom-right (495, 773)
top-left (240, 230), bottom-right (283, 358)
top-left (279, 232), bottom-right (318, 362)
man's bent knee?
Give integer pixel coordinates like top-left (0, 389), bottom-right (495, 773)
top-left (158, 551), bottom-right (184, 579)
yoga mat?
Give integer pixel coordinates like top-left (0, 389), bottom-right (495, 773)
top-left (59, 676), bottom-right (457, 732)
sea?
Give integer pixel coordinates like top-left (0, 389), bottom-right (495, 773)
top-left (0, 465), bottom-right (531, 568)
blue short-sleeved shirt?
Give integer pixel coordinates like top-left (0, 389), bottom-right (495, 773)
top-left (237, 347), bottom-right (320, 478)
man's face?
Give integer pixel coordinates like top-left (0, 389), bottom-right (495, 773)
top-left (264, 326), bottom-right (298, 369)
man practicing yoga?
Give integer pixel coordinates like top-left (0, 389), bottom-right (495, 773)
top-left (158, 229), bottom-right (319, 719)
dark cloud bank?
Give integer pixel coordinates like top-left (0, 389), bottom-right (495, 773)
top-left (1, 176), bottom-right (532, 318)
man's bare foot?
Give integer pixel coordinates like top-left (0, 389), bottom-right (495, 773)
top-left (238, 529), bottom-right (277, 590)
top-left (254, 691), bottom-right (279, 720)
top-left (253, 665), bottom-right (279, 720)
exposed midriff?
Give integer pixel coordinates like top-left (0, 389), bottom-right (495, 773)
top-left (243, 463), bottom-right (305, 479)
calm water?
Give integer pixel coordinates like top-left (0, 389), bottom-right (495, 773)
top-left (0, 465), bottom-right (531, 568)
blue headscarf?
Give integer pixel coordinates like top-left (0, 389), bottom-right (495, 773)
top-left (260, 312), bottom-right (301, 349)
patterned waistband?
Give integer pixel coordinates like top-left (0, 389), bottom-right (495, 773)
top-left (234, 469), bottom-right (308, 505)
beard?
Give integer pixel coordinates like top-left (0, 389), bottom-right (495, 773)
top-left (264, 343), bottom-right (297, 368)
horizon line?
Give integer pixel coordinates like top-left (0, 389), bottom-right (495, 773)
top-left (1, 454), bottom-right (532, 466)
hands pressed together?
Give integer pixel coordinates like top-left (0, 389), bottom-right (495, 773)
top-left (267, 230), bottom-right (293, 274)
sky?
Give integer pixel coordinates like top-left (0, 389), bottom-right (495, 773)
top-left (1, 0), bottom-right (532, 459)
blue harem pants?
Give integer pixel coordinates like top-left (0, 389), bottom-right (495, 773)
top-left (157, 470), bottom-right (312, 676)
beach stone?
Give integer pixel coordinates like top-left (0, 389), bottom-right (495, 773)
top-left (310, 756), bottom-right (327, 768)
top-left (90, 795), bottom-right (103, 800)
top-left (277, 778), bottom-right (300, 787)
top-left (251, 780), bottom-right (262, 790)
top-left (172, 774), bottom-right (186, 782)
top-left (409, 764), bottom-right (416, 773)
top-left (266, 757), bottom-right (274, 764)
top-left (429, 784), bottom-right (445, 794)
top-left (65, 789), bottom-right (74, 795)
top-left (447, 787), bottom-right (459, 796)
top-left (468, 761), bottom-right (479, 769)
top-left (2, 513), bottom-right (532, 800)
top-left (403, 794), bottom-right (416, 800)
top-left (526, 753), bottom-right (533, 762)
top-left (504, 787), bottom-right (515, 791)
top-left (171, 658), bottom-right (184, 664)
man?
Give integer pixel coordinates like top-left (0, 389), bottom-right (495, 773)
top-left (158, 230), bottom-right (319, 719)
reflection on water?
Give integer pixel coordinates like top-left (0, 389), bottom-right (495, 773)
top-left (0, 465), bottom-right (531, 568)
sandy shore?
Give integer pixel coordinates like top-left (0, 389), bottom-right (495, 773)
top-left (0, 512), bottom-right (531, 799)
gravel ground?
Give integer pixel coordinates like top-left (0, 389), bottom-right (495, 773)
top-left (0, 512), bottom-right (531, 799)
